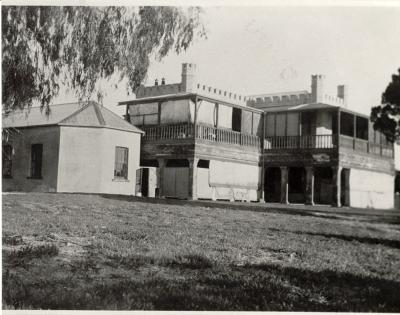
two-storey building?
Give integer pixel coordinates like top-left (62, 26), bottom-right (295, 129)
top-left (248, 75), bottom-right (394, 209)
top-left (120, 64), bottom-right (395, 209)
top-left (119, 64), bottom-right (263, 202)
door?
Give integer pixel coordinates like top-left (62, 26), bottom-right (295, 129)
top-left (163, 159), bottom-right (190, 199)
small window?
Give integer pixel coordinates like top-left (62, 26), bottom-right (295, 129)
top-left (30, 144), bottom-right (43, 179)
top-left (2, 144), bottom-right (13, 178)
top-left (114, 147), bottom-right (129, 179)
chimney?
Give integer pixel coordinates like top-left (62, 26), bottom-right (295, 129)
top-left (311, 74), bottom-right (325, 103)
top-left (337, 85), bottom-right (348, 103)
top-left (155, 79), bottom-right (158, 86)
top-left (161, 78), bottom-right (165, 85)
top-left (181, 63), bottom-right (197, 92)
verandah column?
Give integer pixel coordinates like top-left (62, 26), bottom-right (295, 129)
top-left (305, 166), bottom-right (315, 205)
top-left (280, 166), bottom-right (289, 204)
top-left (332, 165), bottom-right (342, 207)
top-left (188, 157), bottom-right (199, 200)
top-left (157, 158), bottom-right (165, 198)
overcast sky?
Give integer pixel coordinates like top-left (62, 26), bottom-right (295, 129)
top-left (54, 5), bottom-right (400, 116)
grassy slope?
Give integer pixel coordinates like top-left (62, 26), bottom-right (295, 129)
top-left (2, 193), bottom-right (400, 311)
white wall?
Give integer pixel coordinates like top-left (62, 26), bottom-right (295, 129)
top-left (2, 126), bottom-right (60, 192)
top-left (395, 143), bottom-right (400, 171)
top-left (57, 126), bottom-right (141, 195)
top-left (349, 168), bottom-right (394, 209)
top-left (208, 160), bottom-right (259, 201)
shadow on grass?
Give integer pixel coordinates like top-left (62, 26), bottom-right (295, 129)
top-left (3, 252), bottom-right (400, 311)
top-left (99, 194), bottom-right (350, 221)
top-left (268, 227), bottom-right (400, 249)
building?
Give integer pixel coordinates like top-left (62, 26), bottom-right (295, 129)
top-left (2, 101), bottom-right (143, 195)
top-left (248, 75), bottom-right (394, 209)
top-left (121, 64), bottom-right (395, 209)
top-left (120, 64), bottom-right (264, 201)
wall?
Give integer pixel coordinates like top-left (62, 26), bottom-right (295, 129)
top-left (2, 126), bottom-right (60, 192)
top-left (349, 168), bottom-right (394, 209)
top-left (208, 160), bottom-right (259, 201)
top-left (57, 127), bottom-right (141, 195)
top-left (395, 143), bottom-right (400, 171)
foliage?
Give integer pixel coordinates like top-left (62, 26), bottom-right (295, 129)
top-left (2, 6), bottom-right (205, 115)
top-left (370, 69), bottom-right (400, 142)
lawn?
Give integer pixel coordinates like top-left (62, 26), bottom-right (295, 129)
top-left (2, 193), bottom-right (400, 311)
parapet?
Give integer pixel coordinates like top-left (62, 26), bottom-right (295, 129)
top-left (246, 91), bottom-right (312, 109)
top-left (135, 83), bottom-right (182, 98)
top-left (194, 83), bottom-right (247, 106)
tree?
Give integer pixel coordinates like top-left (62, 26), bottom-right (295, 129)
top-left (370, 69), bottom-right (400, 143)
top-left (2, 6), bottom-right (205, 115)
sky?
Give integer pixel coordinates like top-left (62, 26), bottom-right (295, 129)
top-left (53, 5), bottom-right (400, 117)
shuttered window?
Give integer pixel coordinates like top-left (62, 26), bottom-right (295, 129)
top-left (30, 144), bottom-right (43, 179)
top-left (114, 147), bottom-right (129, 179)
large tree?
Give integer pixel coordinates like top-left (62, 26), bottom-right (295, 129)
top-left (370, 69), bottom-right (400, 143)
top-left (2, 6), bottom-right (205, 115)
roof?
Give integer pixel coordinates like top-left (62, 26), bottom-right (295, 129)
top-left (257, 102), bottom-right (339, 113)
top-left (119, 92), bottom-right (264, 114)
top-left (2, 101), bottom-right (144, 134)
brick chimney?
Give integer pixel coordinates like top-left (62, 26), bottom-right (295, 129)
top-left (181, 63), bottom-right (197, 92)
top-left (337, 85), bottom-right (348, 103)
top-left (311, 75), bottom-right (325, 103)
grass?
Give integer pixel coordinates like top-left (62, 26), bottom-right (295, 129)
top-left (2, 193), bottom-right (400, 310)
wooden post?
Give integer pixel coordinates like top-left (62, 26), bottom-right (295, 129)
top-left (193, 97), bottom-right (198, 138)
top-left (298, 111), bottom-right (302, 149)
top-left (337, 108), bottom-right (341, 149)
top-left (259, 113), bottom-right (266, 203)
top-left (188, 157), bottom-right (199, 200)
top-left (280, 166), bottom-right (289, 204)
top-left (332, 166), bottom-right (342, 207)
top-left (353, 114), bottom-right (356, 150)
top-left (305, 166), bottom-right (314, 205)
top-left (157, 158), bottom-right (165, 198)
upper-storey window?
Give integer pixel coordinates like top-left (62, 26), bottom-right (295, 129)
top-left (2, 144), bottom-right (13, 178)
top-left (30, 144), bottom-right (43, 179)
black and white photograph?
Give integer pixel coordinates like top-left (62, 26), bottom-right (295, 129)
top-left (1, 0), bottom-right (400, 312)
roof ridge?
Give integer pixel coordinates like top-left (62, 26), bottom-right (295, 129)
top-left (58, 103), bottom-right (91, 124)
top-left (93, 103), bottom-right (106, 126)
top-left (100, 106), bottom-right (144, 134)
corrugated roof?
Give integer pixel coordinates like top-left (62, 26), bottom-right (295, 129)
top-left (2, 102), bottom-right (143, 134)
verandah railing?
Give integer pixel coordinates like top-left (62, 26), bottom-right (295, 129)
top-left (339, 135), bottom-right (394, 158)
top-left (141, 123), bottom-right (260, 148)
top-left (264, 134), bottom-right (394, 157)
top-left (264, 134), bottom-right (337, 149)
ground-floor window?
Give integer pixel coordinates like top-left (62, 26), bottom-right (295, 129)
top-left (114, 146), bottom-right (129, 179)
top-left (2, 144), bottom-right (13, 178)
top-left (30, 144), bottom-right (43, 179)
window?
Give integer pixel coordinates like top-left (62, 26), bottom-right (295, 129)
top-left (2, 144), bottom-right (13, 178)
top-left (30, 144), bottom-right (43, 179)
top-left (114, 147), bottom-right (129, 179)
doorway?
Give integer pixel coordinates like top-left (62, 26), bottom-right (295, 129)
top-left (264, 167), bottom-right (281, 202)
